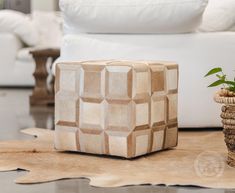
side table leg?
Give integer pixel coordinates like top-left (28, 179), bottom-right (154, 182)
top-left (49, 56), bottom-right (58, 95)
top-left (30, 56), bottom-right (51, 105)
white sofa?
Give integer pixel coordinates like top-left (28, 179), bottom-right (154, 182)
top-left (55, 0), bottom-right (235, 128)
top-left (0, 33), bottom-right (35, 86)
top-left (0, 10), bottom-right (62, 86)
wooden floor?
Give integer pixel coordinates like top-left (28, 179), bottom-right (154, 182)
top-left (0, 88), bottom-right (230, 193)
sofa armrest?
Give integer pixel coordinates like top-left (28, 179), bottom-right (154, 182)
top-left (0, 33), bottom-right (24, 71)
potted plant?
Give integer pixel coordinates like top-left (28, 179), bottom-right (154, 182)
top-left (205, 67), bottom-right (235, 167)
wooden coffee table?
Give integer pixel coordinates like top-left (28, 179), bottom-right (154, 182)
top-left (30, 48), bottom-right (60, 106)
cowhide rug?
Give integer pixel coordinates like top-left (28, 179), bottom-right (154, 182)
top-left (0, 128), bottom-right (234, 188)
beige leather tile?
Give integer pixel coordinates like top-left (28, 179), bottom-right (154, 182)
top-left (80, 66), bottom-right (105, 99)
top-left (60, 70), bottom-right (77, 92)
top-left (132, 129), bottom-right (151, 157)
top-left (79, 99), bottom-right (105, 130)
top-left (167, 94), bottom-right (178, 121)
top-left (149, 64), bottom-right (166, 94)
top-left (57, 63), bottom-right (80, 93)
top-left (135, 134), bottom-right (149, 156)
top-left (164, 127), bottom-right (178, 148)
top-left (166, 68), bottom-right (178, 91)
top-left (106, 66), bottom-right (132, 100)
top-left (152, 130), bottom-right (164, 152)
top-left (106, 101), bottom-right (133, 131)
top-left (54, 125), bottom-right (78, 151)
top-left (108, 134), bottom-right (128, 157)
top-left (135, 102), bottom-right (149, 126)
top-left (55, 94), bottom-right (79, 126)
top-left (151, 96), bottom-right (166, 127)
top-left (133, 69), bottom-right (150, 99)
top-left (79, 132), bottom-right (104, 154)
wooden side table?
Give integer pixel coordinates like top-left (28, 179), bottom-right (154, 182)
top-left (30, 48), bottom-right (60, 106)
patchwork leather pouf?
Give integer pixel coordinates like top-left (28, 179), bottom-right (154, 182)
top-left (54, 60), bottom-right (179, 158)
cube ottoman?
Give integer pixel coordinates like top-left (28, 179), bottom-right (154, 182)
top-left (54, 60), bottom-right (178, 158)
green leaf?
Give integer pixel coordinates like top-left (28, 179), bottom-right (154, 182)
top-left (204, 67), bottom-right (222, 77)
top-left (208, 79), bottom-right (224, 87)
top-left (216, 74), bottom-right (226, 80)
top-left (228, 87), bottom-right (235, 92)
top-left (224, 81), bottom-right (235, 87)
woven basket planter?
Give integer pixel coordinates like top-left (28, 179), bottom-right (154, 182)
top-left (214, 91), bottom-right (235, 167)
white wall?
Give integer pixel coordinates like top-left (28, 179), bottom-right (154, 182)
top-left (31, 0), bottom-right (59, 11)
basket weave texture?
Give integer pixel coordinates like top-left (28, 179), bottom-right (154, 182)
top-left (214, 92), bottom-right (235, 104)
top-left (214, 91), bottom-right (235, 167)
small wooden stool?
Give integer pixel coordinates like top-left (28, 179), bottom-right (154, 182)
top-left (30, 48), bottom-right (60, 106)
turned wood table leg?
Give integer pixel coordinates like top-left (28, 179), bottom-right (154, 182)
top-left (32, 56), bottom-right (48, 97)
top-left (29, 49), bottom-right (60, 106)
top-left (30, 56), bottom-right (54, 106)
top-left (50, 56), bottom-right (58, 95)
top-left (50, 76), bottom-right (55, 95)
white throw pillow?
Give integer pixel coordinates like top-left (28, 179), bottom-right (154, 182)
top-left (32, 11), bottom-right (63, 47)
top-left (0, 10), bottom-right (39, 46)
top-left (199, 0), bottom-right (235, 32)
top-left (60, 0), bottom-right (208, 34)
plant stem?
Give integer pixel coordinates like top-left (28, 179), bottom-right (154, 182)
top-left (221, 71), bottom-right (226, 89)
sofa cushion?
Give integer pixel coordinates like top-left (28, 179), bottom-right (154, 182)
top-left (16, 48), bottom-right (34, 62)
top-left (0, 10), bottom-right (39, 46)
top-left (32, 11), bottom-right (62, 47)
top-left (199, 0), bottom-right (235, 32)
top-left (60, 0), bottom-right (208, 34)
